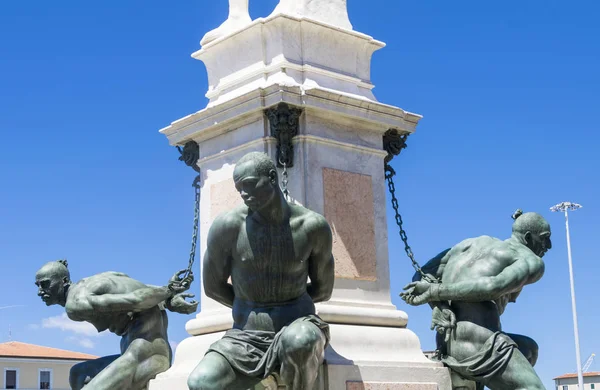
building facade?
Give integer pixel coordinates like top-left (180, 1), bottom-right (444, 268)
top-left (0, 342), bottom-right (97, 390)
top-left (554, 372), bottom-right (600, 390)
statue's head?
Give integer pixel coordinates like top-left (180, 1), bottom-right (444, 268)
top-left (35, 259), bottom-right (71, 307)
top-left (511, 210), bottom-right (552, 257)
top-left (233, 152), bottom-right (280, 212)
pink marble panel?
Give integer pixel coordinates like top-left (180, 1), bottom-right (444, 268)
top-left (210, 178), bottom-right (243, 220)
top-left (323, 168), bottom-right (377, 281)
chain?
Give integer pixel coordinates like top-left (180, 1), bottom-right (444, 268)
top-left (182, 175), bottom-right (201, 280)
top-left (385, 164), bottom-right (439, 284)
top-left (281, 160), bottom-right (290, 199)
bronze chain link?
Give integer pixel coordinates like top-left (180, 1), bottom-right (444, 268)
top-left (280, 160), bottom-right (290, 199)
top-left (385, 164), bottom-right (439, 284)
top-left (182, 175), bottom-right (201, 280)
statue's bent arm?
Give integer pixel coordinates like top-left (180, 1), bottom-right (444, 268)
top-left (412, 248), bottom-right (451, 283)
top-left (83, 286), bottom-right (172, 314)
top-left (202, 214), bottom-right (235, 308)
top-left (436, 253), bottom-right (543, 302)
top-left (306, 215), bottom-right (335, 303)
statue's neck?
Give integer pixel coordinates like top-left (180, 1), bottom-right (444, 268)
top-left (60, 284), bottom-right (70, 307)
top-left (508, 234), bottom-right (528, 248)
top-left (254, 192), bottom-right (289, 225)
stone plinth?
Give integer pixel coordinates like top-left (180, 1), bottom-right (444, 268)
top-left (149, 8), bottom-right (451, 390)
top-left (194, 13), bottom-right (384, 108)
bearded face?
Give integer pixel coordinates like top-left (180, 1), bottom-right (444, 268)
top-left (35, 264), bottom-right (69, 306)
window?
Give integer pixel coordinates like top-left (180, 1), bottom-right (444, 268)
top-left (39, 368), bottom-right (52, 389)
top-left (592, 385), bottom-right (596, 389)
top-left (562, 386), bottom-right (567, 390)
top-left (5, 369), bottom-right (17, 389)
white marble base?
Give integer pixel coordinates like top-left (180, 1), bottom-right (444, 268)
top-left (153, 4), bottom-right (450, 387)
top-left (193, 13), bottom-right (384, 108)
top-left (149, 331), bottom-right (224, 389)
top-left (149, 323), bottom-right (451, 390)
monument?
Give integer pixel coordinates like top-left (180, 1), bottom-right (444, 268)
top-left (150, 0), bottom-right (453, 389)
top-left (402, 210), bottom-right (551, 390)
top-left (34, 260), bottom-right (197, 389)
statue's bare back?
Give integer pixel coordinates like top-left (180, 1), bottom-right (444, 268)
top-left (66, 272), bottom-right (164, 336)
top-left (401, 211), bottom-right (551, 389)
top-left (35, 260), bottom-right (197, 390)
top-left (441, 236), bottom-right (544, 314)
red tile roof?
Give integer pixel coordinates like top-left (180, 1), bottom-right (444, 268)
top-left (554, 372), bottom-right (600, 380)
top-left (0, 341), bottom-right (98, 361)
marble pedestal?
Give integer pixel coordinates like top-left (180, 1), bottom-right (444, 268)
top-left (149, 10), bottom-right (452, 390)
top-left (150, 324), bottom-right (451, 390)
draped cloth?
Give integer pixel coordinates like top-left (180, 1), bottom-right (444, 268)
top-left (207, 315), bottom-right (330, 379)
top-left (441, 331), bottom-right (518, 384)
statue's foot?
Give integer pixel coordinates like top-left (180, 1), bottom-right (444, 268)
top-left (200, 14), bottom-right (252, 46)
top-left (450, 371), bottom-right (476, 390)
top-left (253, 374), bottom-right (281, 390)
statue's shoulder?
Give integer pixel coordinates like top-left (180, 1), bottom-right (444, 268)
top-left (471, 235), bottom-right (502, 245)
top-left (292, 204), bottom-right (330, 231)
top-left (212, 205), bottom-right (247, 230)
top-left (76, 272), bottom-right (127, 292)
top-left (453, 235), bottom-right (500, 251)
top-left (97, 271), bottom-right (130, 278)
top-left (65, 280), bottom-right (95, 317)
top-left (482, 240), bottom-right (543, 272)
top-left (506, 241), bottom-right (544, 267)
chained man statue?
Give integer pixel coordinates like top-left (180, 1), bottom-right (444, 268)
top-left (187, 151), bottom-right (335, 390)
top-left (35, 260), bottom-right (198, 390)
top-left (401, 210), bottom-right (552, 390)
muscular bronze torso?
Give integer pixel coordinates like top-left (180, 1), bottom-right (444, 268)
top-left (228, 205), bottom-right (320, 332)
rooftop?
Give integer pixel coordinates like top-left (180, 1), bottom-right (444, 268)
top-left (0, 341), bottom-right (98, 361)
top-left (554, 372), bottom-right (600, 380)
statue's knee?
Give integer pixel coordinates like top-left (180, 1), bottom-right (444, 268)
top-left (281, 323), bottom-right (323, 362)
top-left (187, 367), bottom-right (221, 390)
top-left (69, 362), bottom-right (89, 389)
top-left (520, 336), bottom-right (539, 366)
top-left (69, 362), bottom-right (84, 381)
top-left (528, 339), bottom-right (539, 366)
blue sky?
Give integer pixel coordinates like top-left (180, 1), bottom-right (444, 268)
top-left (0, 1), bottom-right (598, 388)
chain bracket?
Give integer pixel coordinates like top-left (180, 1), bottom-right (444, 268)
top-left (177, 140), bottom-right (201, 173)
top-left (383, 129), bottom-right (439, 284)
top-left (266, 103), bottom-right (303, 168)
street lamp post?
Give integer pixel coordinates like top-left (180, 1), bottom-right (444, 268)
top-left (551, 201), bottom-right (584, 389)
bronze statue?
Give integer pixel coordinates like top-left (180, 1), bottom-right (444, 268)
top-left (401, 210), bottom-right (551, 390)
top-left (187, 152), bottom-right (335, 390)
top-left (35, 260), bottom-right (197, 390)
